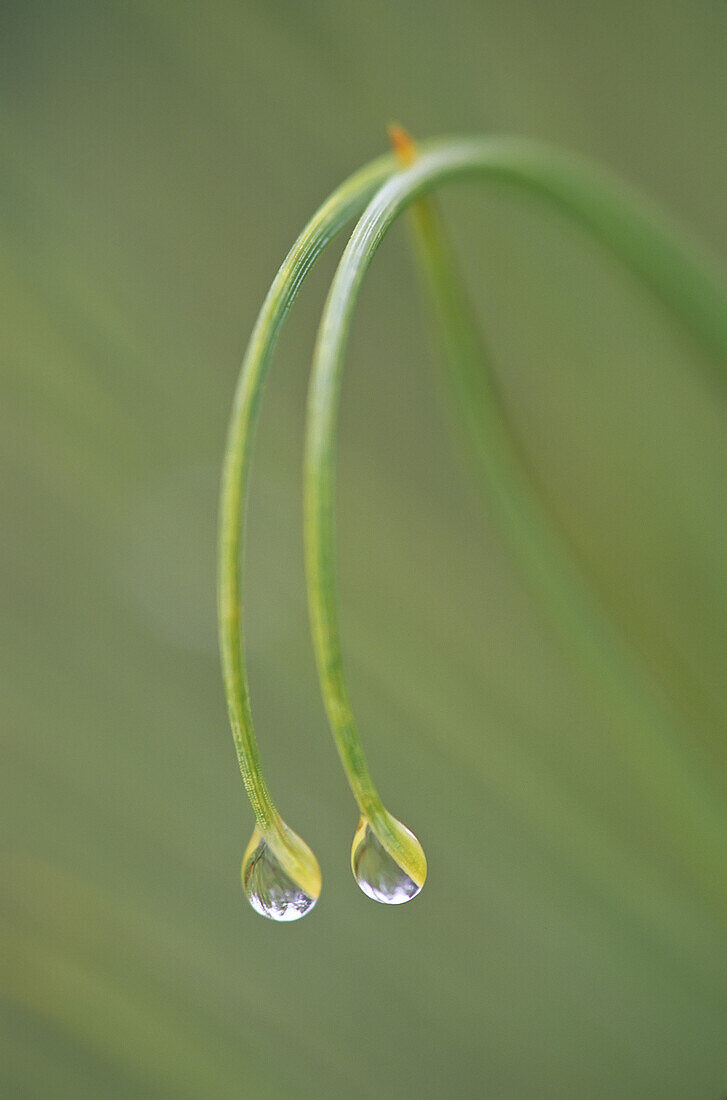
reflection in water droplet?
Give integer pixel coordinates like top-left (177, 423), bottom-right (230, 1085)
top-left (351, 817), bottom-right (424, 905)
top-left (242, 829), bottom-right (319, 921)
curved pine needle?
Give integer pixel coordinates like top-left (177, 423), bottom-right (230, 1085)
top-left (303, 136), bottom-right (727, 909)
top-left (217, 151), bottom-right (397, 882)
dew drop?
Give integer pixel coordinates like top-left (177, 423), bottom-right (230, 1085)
top-left (351, 815), bottom-right (426, 905)
top-left (242, 827), bottom-right (320, 922)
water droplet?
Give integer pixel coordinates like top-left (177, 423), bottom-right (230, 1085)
top-left (242, 826), bottom-right (320, 921)
top-left (351, 814), bottom-right (426, 905)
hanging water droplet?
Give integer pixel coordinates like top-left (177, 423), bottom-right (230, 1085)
top-left (351, 814), bottom-right (426, 905)
top-left (242, 826), bottom-right (320, 921)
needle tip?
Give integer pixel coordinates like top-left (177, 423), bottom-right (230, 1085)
top-left (387, 123), bottom-right (418, 166)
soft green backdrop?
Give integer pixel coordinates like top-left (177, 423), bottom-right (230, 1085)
top-left (1, 2), bottom-right (726, 1097)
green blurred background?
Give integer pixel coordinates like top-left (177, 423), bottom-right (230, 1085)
top-left (1, 2), bottom-right (726, 1096)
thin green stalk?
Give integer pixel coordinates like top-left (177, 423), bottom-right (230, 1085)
top-left (398, 145), bottom-right (721, 737)
top-left (397, 133), bottom-right (724, 743)
top-left (304, 136), bottom-right (727, 909)
top-left (218, 151), bottom-right (397, 887)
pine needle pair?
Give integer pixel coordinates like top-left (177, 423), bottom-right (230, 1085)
top-left (218, 128), bottom-right (727, 921)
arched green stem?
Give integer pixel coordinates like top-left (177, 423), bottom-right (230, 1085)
top-left (303, 136), bottom-right (727, 908)
top-left (217, 150), bottom-right (398, 900)
top-left (398, 137), bottom-right (726, 743)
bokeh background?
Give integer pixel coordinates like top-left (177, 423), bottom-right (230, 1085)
top-left (2, 2), bottom-right (726, 1097)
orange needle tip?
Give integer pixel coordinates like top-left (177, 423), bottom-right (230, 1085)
top-left (387, 122), bottom-right (418, 166)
